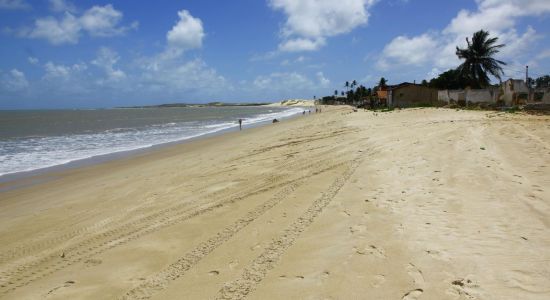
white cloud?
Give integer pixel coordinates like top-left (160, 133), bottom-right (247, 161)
top-left (137, 59), bottom-right (229, 97)
top-left (278, 38), bottom-right (326, 52)
top-left (0, 0), bottom-right (29, 10)
top-left (316, 71), bottom-right (330, 87)
top-left (19, 4), bottom-right (136, 45)
top-left (80, 4), bottom-right (136, 37)
top-left (166, 10), bottom-right (204, 56)
top-left (446, 0), bottom-right (550, 36)
top-left (49, 0), bottom-right (76, 13)
top-left (91, 47), bottom-right (126, 84)
top-left (269, 0), bottom-right (376, 52)
top-left (26, 13), bottom-right (81, 45)
top-left (1, 69), bottom-right (29, 92)
top-left (378, 34), bottom-right (438, 68)
top-left (536, 49), bottom-right (550, 60)
top-left (253, 71), bottom-right (329, 92)
top-left (132, 10), bottom-right (226, 98)
top-left (379, 0), bottom-right (550, 74)
top-left (43, 61), bottom-right (87, 80)
top-left (28, 56), bottom-right (39, 65)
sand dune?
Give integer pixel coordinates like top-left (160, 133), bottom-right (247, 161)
top-left (0, 107), bottom-right (549, 299)
top-left (266, 99), bottom-right (315, 107)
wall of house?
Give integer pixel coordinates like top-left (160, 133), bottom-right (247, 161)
top-left (438, 80), bottom-right (550, 106)
top-left (534, 88), bottom-right (550, 104)
top-left (502, 79), bottom-right (530, 105)
top-left (467, 88), bottom-right (499, 103)
top-left (391, 85), bottom-right (438, 107)
top-left (438, 89), bottom-right (497, 103)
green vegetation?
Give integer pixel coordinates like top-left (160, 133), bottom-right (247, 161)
top-left (455, 30), bottom-right (506, 88)
top-left (505, 106), bottom-right (520, 113)
top-left (316, 30), bottom-right (513, 110)
top-left (534, 75), bottom-right (550, 88)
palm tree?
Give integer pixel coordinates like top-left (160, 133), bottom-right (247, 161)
top-left (378, 77), bottom-right (387, 89)
top-left (455, 30), bottom-right (506, 88)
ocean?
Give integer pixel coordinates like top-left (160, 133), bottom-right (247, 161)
top-left (0, 106), bottom-right (304, 178)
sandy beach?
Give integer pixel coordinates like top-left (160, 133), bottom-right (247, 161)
top-left (0, 107), bottom-right (549, 299)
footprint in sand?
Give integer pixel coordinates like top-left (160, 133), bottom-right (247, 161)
top-left (401, 264), bottom-right (425, 300)
top-left (407, 263), bottom-right (425, 287)
top-left (84, 258), bottom-right (102, 267)
top-left (45, 280), bottom-right (76, 297)
top-left (340, 210), bottom-right (351, 217)
top-left (354, 245), bottom-right (386, 259)
top-left (402, 289), bottom-right (423, 300)
top-left (371, 274), bottom-right (386, 288)
top-left (447, 277), bottom-right (481, 299)
top-left (349, 224), bottom-right (367, 234)
top-left (229, 260), bottom-right (239, 270)
top-left (208, 270), bottom-right (220, 276)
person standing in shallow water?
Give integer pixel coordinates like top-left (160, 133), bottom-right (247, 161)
top-left (238, 118), bottom-right (242, 131)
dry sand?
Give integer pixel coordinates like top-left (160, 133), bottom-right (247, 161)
top-left (266, 99), bottom-right (315, 107)
top-left (0, 107), bottom-right (549, 299)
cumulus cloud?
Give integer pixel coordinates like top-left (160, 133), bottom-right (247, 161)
top-left (132, 10), bottom-right (227, 98)
top-left (379, 0), bottom-right (550, 74)
top-left (91, 47), bottom-right (126, 84)
top-left (28, 56), bottom-right (39, 65)
top-left (42, 61), bottom-right (87, 81)
top-left (137, 58), bottom-right (229, 97)
top-left (253, 71), bottom-right (329, 92)
top-left (278, 38), bottom-right (326, 52)
top-left (165, 10), bottom-right (205, 57)
top-left (25, 12), bottom-right (81, 45)
top-left (316, 71), bottom-right (330, 87)
top-left (378, 34), bottom-right (438, 68)
top-left (0, 0), bottom-right (29, 10)
top-left (18, 4), bottom-right (137, 45)
top-left (269, 0), bottom-right (376, 52)
top-left (49, 0), bottom-right (76, 13)
top-left (445, 0), bottom-right (550, 36)
top-left (1, 69), bottom-right (29, 92)
top-left (80, 4), bottom-right (137, 37)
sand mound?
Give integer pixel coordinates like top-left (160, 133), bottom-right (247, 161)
top-left (267, 99), bottom-right (315, 107)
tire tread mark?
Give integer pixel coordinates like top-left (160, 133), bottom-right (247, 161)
top-left (216, 155), bottom-right (364, 300)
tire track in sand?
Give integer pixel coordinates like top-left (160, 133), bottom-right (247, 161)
top-left (215, 154), bottom-right (364, 300)
top-left (0, 128), bottom-right (355, 267)
top-left (0, 152), bottom-right (353, 297)
top-left (120, 166), bottom-right (328, 299)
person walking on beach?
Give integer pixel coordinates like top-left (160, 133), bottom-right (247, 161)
top-left (238, 118), bottom-right (242, 131)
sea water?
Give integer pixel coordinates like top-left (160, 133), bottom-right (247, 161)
top-left (0, 106), bottom-right (304, 177)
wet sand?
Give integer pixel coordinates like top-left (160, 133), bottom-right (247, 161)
top-left (0, 107), bottom-right (549, 299)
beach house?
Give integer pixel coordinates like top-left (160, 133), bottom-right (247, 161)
top-left (387, 82), bottom-right (439, 108)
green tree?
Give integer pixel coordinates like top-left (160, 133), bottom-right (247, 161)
top-left (378, 77), bottom-right (387, 88)
top-left (428, 69), bottom-right (469, 90)
top-left (455, 30), bottom-right (506, 88)
top-left (535, 75), bottom-right (550, 88)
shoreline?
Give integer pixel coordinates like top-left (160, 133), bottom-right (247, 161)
top-left (0, 106), bottom-right (309, 189)
top-left (1, 107), bottom-right (549, 299)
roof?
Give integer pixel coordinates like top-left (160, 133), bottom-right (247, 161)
top-left (389, 82), bottom-right (436, 91)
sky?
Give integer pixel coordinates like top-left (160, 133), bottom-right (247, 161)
top-left (0, 0), bottom-right (549, 109)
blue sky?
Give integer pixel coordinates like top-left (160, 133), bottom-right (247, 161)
top-left (0, 0), bottom-right (549, 109)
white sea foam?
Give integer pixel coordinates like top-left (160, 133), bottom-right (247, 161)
top-left (0, 107), bottom-right (304, 177)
